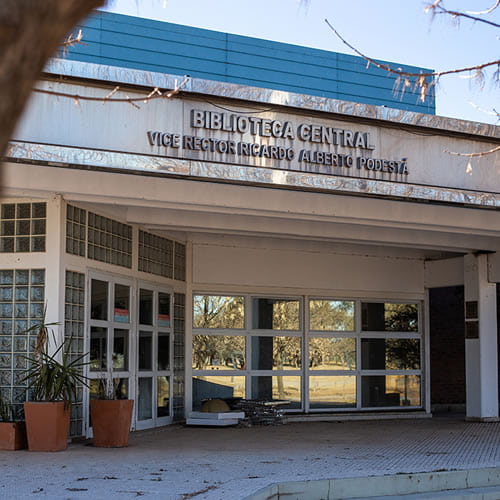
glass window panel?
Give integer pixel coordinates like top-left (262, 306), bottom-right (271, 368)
top-left (158, 292), bottom-right (170, 327)
top-left (1, 204), bottom-right (15, 219)
top-left (157, 376), bottom-right (170, 418)
top-left (193, 295), bottom-right (244, 329)
top-left (113, 329), bottom-right (129, 371)
top-left (192, 375), bottom-right (245, 411)
top-left (362, 375), bottom-right (421, 407)
top-left (309, 300), bottom-right (355, 331)
top-left (158, 332), bottom-right (170, 371)
top-left (251, 336), bottom-right (301, 370)
top-left (114, 284), bottom-right (130, 323)
top-left (89, 327), bottom-right (107, 371)
top-left (91, 279), bottom-right (108, 320)
top-left (31, 236), bottom-right (45, 252)
top-left (32, 203), bottom-right (46, 219)
top-left (16, 203), bottom-right (31, 219)
top-left (16, 220), bottom-right (30, 235)
top-left (192, 335), bottom-right (245, 371)
top-left (1, 221), bottom-right (14, 235)
top-left (309, 376), bottom-right (357, 408)
top-left (0, 271), bottom-right (13, 285)
top-left (0, 238), bottom-right (14, 252)
top-left (362, 303), bottom-right (418, 332)
top-left (252, 298), bottom-right (300, 331)
top-left (139, 289), bottom-right (153, 325)
top-left (250, 376), bottom-right (301, 409)
top-left (138, 331), bottom-right (152, 371)
top-left (361, 338), bottom-right (420, 370)
top-left (138, 377), bottom-right (153, 421)
top-left (15, 238), bottom-right (30, 252)
top-left (309, 337), bottom-right (356, 370)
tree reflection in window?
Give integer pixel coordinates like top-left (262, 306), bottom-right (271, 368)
top-left (309, 337), bottom-right (356, 370)
top-left (252, 298), bottom-right (300, 330)
top-left (192, 335), bottom-right (245, 370)
top-left (309, 300), bottom-right (355, 331)
top-left (386, 339), bottom-right (420, 369)
top-left (193, 295), bottom-right (244, 329)
top-left (362, 303), bottom-right (418, 332)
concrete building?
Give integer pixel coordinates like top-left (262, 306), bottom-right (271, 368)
top-left (1, 12), bottom-right (499, 438)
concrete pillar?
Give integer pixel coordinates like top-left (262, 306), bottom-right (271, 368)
top-left (464, 253), bottom-right (498, 421)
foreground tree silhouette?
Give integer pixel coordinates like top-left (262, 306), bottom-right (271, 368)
top-left (0, 0), bottom-right (105, 162)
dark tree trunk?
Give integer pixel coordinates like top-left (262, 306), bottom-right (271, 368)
top-left (0, 0), bottom-right (105, 170)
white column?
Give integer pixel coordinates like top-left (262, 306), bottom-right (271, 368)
top-left (464, 253), bottom-right (498, 421)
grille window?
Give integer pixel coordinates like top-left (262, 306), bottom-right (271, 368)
top-left (0, 203), bottom-right (46, 253)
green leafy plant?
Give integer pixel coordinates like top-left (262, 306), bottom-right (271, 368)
top-left (21, 315), bottom-right (89, 408)
top-left (0, 394), bottom-right (13, 422)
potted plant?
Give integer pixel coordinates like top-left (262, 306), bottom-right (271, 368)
top-left (90, 371), bottom-right (134, 448)
top-left (0, 394), bottom-right (26, 450)
top-left (21, 316), bottom-right (88, 452)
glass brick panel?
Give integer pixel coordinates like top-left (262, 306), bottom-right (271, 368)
top-left (66, 205), bottom-right (86, 257)
top-left (0, 203), bottom-right (46, 253)
top-left (173, 293), bottom-right (185, 421)
top-left (87, 212), bottom-right (132, 268)
top-left (64, 271), bottom-right (85, 437)
top-left (0, 269), bottom-right (45, 413)
top-left (138, 230), bottom-right (174, 279)
top-left (174, 242), bottom-right (186, 281)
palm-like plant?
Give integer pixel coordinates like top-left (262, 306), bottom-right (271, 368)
top-left (0, 394), bottom-right (12, 422)
top-left (21, 315), bottom-right (88, 407)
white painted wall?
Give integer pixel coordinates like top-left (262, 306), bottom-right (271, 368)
top-left (192, 240), bottom-right (425, 298)
top-left (424, 257), bottom-right (464, 288)
top-left (13, 80), bottom-right (500, 194)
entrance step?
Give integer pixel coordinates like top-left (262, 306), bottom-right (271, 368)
top-left (246, 467), bottom-right (500, 500)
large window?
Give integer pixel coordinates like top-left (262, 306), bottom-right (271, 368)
top-left (192, 295), bottom-right (302, 410)
top-left (192, 295), bottom-right (422, 413)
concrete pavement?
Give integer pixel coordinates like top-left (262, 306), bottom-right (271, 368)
top-left (1, 415), bottom-right (500, 499)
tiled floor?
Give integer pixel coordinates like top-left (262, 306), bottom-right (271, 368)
top-left (1, 415), bottom-right (499, 499)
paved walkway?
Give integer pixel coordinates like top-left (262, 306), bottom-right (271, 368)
top-left (1, 415), bottom-right (500, 499)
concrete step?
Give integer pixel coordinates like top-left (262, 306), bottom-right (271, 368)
top-left (357, 484), bottom-right (500, 499)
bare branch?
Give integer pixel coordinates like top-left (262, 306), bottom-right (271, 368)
top-left (425, 1), bottom-right (500, 28)
top-left (445, 145), bottom-right (500, 158)
top-left (32, 76), bottom-right (190, 105)
top-left (466, 0), bottom-right (500, 15)
top-left (324, 19), bottom-right (500, 102)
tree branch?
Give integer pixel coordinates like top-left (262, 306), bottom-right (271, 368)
top-left (32, 76), bottom-right (190, 109)
top-left (425, 0), bottom-right (500, 28)
top-left (324, 19), bottom-right (500, 102)
top-left (0, 0), bottom-right (105, 163)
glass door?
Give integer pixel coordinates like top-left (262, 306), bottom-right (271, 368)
top-left (136, 285), bottom-right (173, 429)
top-left (87, 274), bottom-right (133, 436)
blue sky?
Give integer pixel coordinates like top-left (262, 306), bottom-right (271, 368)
top-left (103, 0), bottom-right (499, 124)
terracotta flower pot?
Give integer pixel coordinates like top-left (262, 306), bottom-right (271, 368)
top-left (90, 399), bottom-right (133, 447)
top-left (0, 422), bottom-right (27, 450)
top-left (24, 401), bottom-right (70, 452)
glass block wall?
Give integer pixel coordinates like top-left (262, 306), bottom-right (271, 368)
top-left (174, 242), bottom-right (186, 282)
top-left (173, 293), bottom-right (185, 421)
top-left (0, 269), bottom-right (45, 418)
top-left (0, 202), bottom-right (46, 253)
top-left (138, 230), bottom-right (173, 278)
top-left (64, 271), bottom-right (85, 437)
top-left (66, 205), bottom-right (86, 257)
top-left (66, 206), bottom-right (186, 282)
top-left (88, 212), bottom-right (132, 268)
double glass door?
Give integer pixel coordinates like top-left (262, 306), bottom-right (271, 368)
top-left (88, 274), bottom-right (173, 434)
top-left (136, 286), bottom-right (172, 429)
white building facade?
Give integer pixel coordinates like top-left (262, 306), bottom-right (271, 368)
top-left (1, 58), bottom-right (499, 437)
